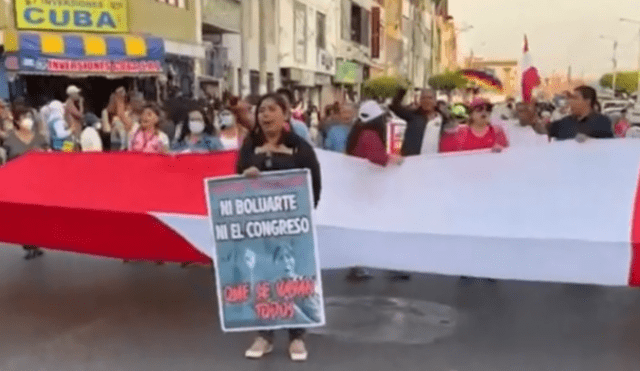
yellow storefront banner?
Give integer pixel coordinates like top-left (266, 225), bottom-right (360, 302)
top-left (14, 0), bottom-right (128, 33)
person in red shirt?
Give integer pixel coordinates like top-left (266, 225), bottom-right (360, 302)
top-left (345, 101), bottom-right (404, 282)
top-left (346, 100), bottom-right (403, 166)
top-left (614, 111), bottom-right (630, 138)
top-left (440, 98), bottom-right (509, 153)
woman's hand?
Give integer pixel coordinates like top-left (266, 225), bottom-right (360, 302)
top-left (575, 133), bottom-right (589, 143)
top-left (243, 166), bottom-right (260, 178)
top-left (491, 144), bottom-right (504, 153)
top-left (389, 154), bottom-right (404, 166)
top-left (229, 99), bottom-right (254, 131)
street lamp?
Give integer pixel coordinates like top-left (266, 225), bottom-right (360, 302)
top-left (600, 35), bottom-right (618, 96)
top-left (620, 18), bottom-right (640, 104)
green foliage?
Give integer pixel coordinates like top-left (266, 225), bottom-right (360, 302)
top-left (428, 70), bottom-right (468, 93)
top-left (362, 76), bottom-right (410, 100)
top-left (600, 71), bottom-right (640, 94)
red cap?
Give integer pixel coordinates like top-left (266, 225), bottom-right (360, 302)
top-left (469, 97), bottom-right (491, 109)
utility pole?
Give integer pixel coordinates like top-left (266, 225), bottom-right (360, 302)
top-left (621, 18), bottom-right (640, 104)
top-left (600, 35), bottom-right (618, 96)
top-left (240, 0), bottom-right (251, 98)
top-left (258, 0), bottom-right (267, 95)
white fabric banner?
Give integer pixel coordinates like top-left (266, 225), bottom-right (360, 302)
top-left (313, 140), bottom-right (640, 286)
top-left (156, 140), bottom-right (640, 286)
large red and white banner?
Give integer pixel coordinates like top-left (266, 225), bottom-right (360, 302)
top-left (0, 141), bottom-right (639, 286)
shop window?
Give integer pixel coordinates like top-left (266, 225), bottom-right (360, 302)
top-left (156, 0), bottom-right (187, 9)
top-left (250, 70), bottom-right (259, 97)
top-left (316, 12), bottom-right (326, 50)
top-left (267, 73), bottom-right (274, 93)
top-left (294, 1), bottom-right (307, 63)
top-left (350, 4), bottom-right (361, 44)
top-left (350, 3), bottom-right (370, 47)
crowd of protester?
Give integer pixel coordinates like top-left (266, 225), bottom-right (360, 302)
top-left (0, 82), bottom-right (629, 361)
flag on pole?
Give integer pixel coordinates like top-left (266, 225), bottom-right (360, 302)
top-left (521, 35), bottom-right (541, 103)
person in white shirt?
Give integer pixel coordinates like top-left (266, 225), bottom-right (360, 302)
top-left (505, 102), bottom-right (549, 147)
top-left (81, 113), bottom-right (104, 152)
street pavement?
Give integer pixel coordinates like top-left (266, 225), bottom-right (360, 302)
top-left (1, 244), bottom-right (640, 371)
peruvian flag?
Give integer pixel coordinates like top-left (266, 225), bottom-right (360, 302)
top-left (521, 35), bottom-right (541, 103)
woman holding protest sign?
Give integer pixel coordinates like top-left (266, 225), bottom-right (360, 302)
top-left (237, 93), bottom-right (321, 362)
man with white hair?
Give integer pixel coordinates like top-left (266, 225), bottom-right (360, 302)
top-left (390, 87), bottom-right (444, 156)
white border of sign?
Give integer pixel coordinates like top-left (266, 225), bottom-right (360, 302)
top-left (204, 168), bottom-right (325, 332)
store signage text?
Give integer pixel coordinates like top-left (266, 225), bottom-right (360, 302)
top-left (15, 0), bottom-right (128, 32)
top-left (45, 59), bottom-right (162, 73)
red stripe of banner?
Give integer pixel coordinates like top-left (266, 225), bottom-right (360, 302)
top-left (629, 167), bottom-right (640, 286)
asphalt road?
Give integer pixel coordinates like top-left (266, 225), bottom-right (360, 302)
top-left (1, 244), bottom-right (640, 371)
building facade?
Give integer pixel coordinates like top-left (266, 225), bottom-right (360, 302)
top-left (279, 0), bottom-right (338, 109)
top-left (200, 0), bottom-right (241, 97)
top-left (0, 0), bottom-right (206, 103)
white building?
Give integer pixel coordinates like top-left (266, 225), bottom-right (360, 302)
top-left (335, 0), bottom-right (375, 102)
top-left (202, 0), bottom-right (281, 98)
top-left (279, 0), bottom-right (339, 110)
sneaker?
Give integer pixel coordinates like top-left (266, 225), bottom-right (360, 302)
top-left (387, 270), bottom-right (411, 281)
top-left (346, 267), bottom-right (373, 281)
top-left (245, 336), bottom-right (273, 359)
top-left (289, 339), bottom-right (308, 362)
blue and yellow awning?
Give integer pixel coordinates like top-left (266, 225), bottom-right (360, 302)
top-left (4, 31), bottom-right (165, 76)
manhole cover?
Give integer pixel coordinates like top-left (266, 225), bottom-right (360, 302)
top-left (308, 296), bottom-right (457, 345)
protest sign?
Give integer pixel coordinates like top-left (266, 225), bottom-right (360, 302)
top-left (205, 169), bottom-right (325, 332)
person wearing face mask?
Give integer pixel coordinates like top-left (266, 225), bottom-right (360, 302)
top-left (3, 104), bottom-right (49, 260)
top-left (217, 108), bottom-right (244, 150)
top-left (3, 104), bottom-right (49, 161)
top-left (171, 109), bottom-right (223, 153)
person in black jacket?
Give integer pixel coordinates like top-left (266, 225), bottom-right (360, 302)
top-left (239, 93), bottom-right (321, 362)
top-left (390, 87), bottom-right (446, 156)
top-left (543, 85), bottom-right (614, 141)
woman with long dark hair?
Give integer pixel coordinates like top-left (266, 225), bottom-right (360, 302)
top-left (238, 93), bottom-right (321, 362)
top-left (3, 103), bottom-right (49, 259)
top-left (171, 109), bottom-right (222, 153)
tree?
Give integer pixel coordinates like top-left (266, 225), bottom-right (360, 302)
top-left (362, 76), bottom-right (410, 101)
top-left (428, 70), bottom-right (468, 101)
top-left (600, 71), bottom-right (640, 94)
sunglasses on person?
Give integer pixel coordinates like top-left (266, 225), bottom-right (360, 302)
top-left (472, 104), bottom-right (493, 113)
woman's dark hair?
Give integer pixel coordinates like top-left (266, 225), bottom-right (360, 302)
top-left (276, 88), bottom-right (295, 106)
top-left (574, 85), bottom-right (598, 110)
top-left (345, 114), bottom-right (387, 156)
top-left (249, 93), bottom-right (290, 146)
top-left (11, 104), bottom-right (32, 130)
top-left (178, 109), bottom-right (215, 143)
top-left (141, 102), bottom-right (164, 129)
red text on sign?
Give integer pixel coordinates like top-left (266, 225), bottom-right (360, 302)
top-left (275, 278), bottom-right (315, 300)
top-left (224, 283), bottom-right (249, 304)
top-left (255, 301), bottom-right (295, 320)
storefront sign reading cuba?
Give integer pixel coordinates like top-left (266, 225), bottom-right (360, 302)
top-left (15, 0), bottom-right (128, 33)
